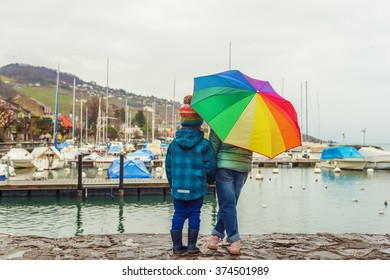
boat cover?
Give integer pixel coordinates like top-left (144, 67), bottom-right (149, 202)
top-left (107, 159), bottom-right (152, 179)
top-left (320, 146), bottom-right (364, 160)
top-left (126, 150), bottom-right (154, 161)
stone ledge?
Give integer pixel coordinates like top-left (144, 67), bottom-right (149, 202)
top-left (1, 232), bottom-right (390, 260)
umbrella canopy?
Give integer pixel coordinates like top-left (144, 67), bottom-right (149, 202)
top-left (192, 70), bottom-right (301, 158)
top-left (45, 133), bottom-right (52, 139)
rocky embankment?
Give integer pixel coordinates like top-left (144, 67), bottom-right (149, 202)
top-left (1, 232), bottom-right (390, 260)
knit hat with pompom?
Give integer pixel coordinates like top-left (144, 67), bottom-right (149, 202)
top-left (178, 95), bottom-right (203, 127)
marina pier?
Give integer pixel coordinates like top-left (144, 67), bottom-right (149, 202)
top-left (0, 177), bottom-right (216, 197)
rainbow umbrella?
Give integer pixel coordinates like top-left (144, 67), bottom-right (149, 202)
top-left (192, 70), bottom-right (301, 158)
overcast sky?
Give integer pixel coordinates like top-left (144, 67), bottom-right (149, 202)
top-left (1, 0), bottom-right (390, 144)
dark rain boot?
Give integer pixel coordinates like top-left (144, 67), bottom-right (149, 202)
top-left (170, 230), bottom-right (187, 254)
top-left (187, 229), bottom-right (200, 254)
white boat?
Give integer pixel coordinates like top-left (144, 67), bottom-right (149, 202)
top-left (79, 143), bottom-right (94, 155)
top-left (359, 146), bottom-right (390, 170)
top-left (335, 158), bottom-right (368, 170)
top-left (320, 146), bottom-right (368, 171)
top-left (31, 146), bottom-right (65, 170)
top-left (0, 163), bottom-right (16, 180)
top-left (95, 155), bottom-right (118, 170)
top-left (107, 141), bottom-right (124, 155)
top-left (2, 148), bottom-right (34, 168)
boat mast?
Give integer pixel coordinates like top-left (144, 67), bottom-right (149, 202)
top-left (85, 107), bottom-right (88, 143)
top-left (300, 82), bottom-right (303, 142)
top-left (152, 101), bottom-right (155, 142)
top-left (53, 66), bottom-right (60, 148)
top-left (125, 99), bottom-right (128, 141)
top-left (229, 42), bottom-right (232, 70)
top-left (80, 99), bottom-right (83, 145)
top-left (105, 57), bottom-right (109, 143)
top-left (171, 79), bottom-right (176, 137)
top-left (317, 92), bottom-right (321, 142)
top-left (72, 78), bottom-right (76, 144)
top-left (305, 81), bottom-right (308, 142)
top-left (96, 97), bottom-right (102, 144)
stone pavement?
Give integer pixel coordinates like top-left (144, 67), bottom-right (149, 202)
top-left (1, 232), bottom-right (390, 260)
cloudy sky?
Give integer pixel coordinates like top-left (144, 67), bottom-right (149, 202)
top-left (1, 0), bottom-right (390, 144)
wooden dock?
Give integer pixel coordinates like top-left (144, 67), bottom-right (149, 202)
top-left (256, 158), bottom-right (319, 168)
top-left (0, 178), bottom-right (216, 197)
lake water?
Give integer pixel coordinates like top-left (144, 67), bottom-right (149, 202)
top-left (1, 165), bottom-right (390, 237)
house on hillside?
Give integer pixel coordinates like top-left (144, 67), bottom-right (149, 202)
top-left (12, 94), bottom-right (52, 118)
top-left (0, 98), bottom-right (30, 119)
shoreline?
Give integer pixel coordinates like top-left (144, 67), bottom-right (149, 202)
top-left (1, 232), bottom-right (390, 260)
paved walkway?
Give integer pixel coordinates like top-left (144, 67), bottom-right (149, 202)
top-left (1, 233), bottom-right (390, 260)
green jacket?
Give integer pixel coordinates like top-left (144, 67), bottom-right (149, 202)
top-left (209, 130), bottom-right (253, 172)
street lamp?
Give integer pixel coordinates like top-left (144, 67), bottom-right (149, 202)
top-left (361, 128), bottom-right (366, 146)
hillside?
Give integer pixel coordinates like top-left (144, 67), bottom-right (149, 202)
top-left (0, 63), bottom-right (179, 123)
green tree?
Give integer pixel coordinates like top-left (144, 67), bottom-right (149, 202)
top-left (36, 118), bottom-right (53, 134)
top-left (114, 108), bottom-right (126, 123)
top-left (107, 125), bottom-right (118, 140)
top-left (133, 110), bottom-right (146, 128)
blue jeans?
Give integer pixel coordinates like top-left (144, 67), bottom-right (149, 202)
top-left (171, 196), bottom-right (204, 230)
top-left (212, 168), bottom-right (248, 243)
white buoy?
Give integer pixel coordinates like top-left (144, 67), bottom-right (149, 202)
top-left (352, 198), bottom-right (359, 202)
top-left (255, 170), bottom-right (264, 180)
top-left (324, 184), bottom-right (328, 189)
top-left (272, 168), bottom-right (279, 174)
top-left (334, 167), bottom-right (341, 173)
top-left (314, 166), bottom-right (321, 174)
top-left (262, 204), bottom-right (267, 208)
top-left (154, 167), bottom-right (164, 179)
top-left (302, 185), bottom-right (306, 190)
top-left (33, 172), bottom-right (42, 180)
top-left (379, 209), bottom-right (384, 215)
top-left (360, 186), bottom-right (365, 190)
top-left (367, 168), bottom-right (374, 174)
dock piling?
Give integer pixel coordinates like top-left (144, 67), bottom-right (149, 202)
top-left (119, 153), bottom-right (124, 197)
top-left (77, 154), bottom-right (83, 197)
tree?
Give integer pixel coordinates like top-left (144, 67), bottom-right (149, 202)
top-left (114, 108), bottom-right (126, 123)
top-left (86, 96), bottom-right (100, 127)
top-left (133, 110), bottom-right (146, 128)
top-left (107, 125), bottom-right (118, 140)
top-left (35, 118), bottom-right (53, 134)
top-left (0, 107), bottom-right (13, 141)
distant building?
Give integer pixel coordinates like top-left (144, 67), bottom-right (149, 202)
top-left (12, 94), bottom-right (52, 118)
top-left (0, 98), bottom-right (30, 119)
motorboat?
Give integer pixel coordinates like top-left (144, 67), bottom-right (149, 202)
top-left (358, 146), bottom-right (390, 170)
top-left (60, 145), bottom-right (78, 164)
top-left (320, 146), bottom-right (368, 171)
top-left (79, 143), bottom-right (94, 155)
top-left (31, 146), bottom-right (65, 170)
top-left (2, 148), bottom-right (34, 168)
top-left (95, 154), bottom-right (118, 170)
top-left (126, 149), bottom-right (154, 171)
top-left (93, 144), bottom-right (107, 155)
top-left (107, 141), bottom-right (125, 155)
top-left (0, 163), bottom-right (16, 180)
